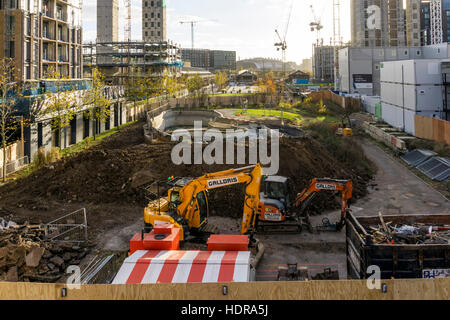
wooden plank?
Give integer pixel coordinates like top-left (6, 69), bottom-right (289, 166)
top-left (0, 279), bottom-right (450, 300)
top-left (445, 119), bottom-right (450, 146)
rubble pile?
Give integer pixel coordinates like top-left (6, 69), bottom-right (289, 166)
top-left (0, 222), bottom-right (89, 283)
top-left (367, 219), bottom-right (450, 245)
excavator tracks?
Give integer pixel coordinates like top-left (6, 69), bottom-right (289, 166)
top-left (201, 223), bottom-right (220, 235)
top-left (256, 218), bottom-right (312, 234)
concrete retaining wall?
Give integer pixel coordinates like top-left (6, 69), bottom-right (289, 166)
top-left (151, 110), bottom-right (221, 133)
top-left (362, 121), bottom-right (408, 151)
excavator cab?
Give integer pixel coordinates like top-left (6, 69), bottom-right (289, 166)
top-left (259, 176), bottom-right (291, 222)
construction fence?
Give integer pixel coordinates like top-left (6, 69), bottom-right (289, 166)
top-left (0, 278), bottom-right (449, 300)
top-left (308, 90), bottom-right (361, 112)
top-left (415, 115), bottom-right (450, 146)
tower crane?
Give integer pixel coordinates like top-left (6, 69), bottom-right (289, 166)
top-left (179, 19), bottom-right (216, 50)
top-left (274, 0), bottom-right (294, 79)
top-left (333, 0), bottom-right (342, 90)
top-left (310, 4), bottom-right (323, 46)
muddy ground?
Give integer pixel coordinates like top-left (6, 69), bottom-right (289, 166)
top-left (0, 120), bottom-right (373, 250)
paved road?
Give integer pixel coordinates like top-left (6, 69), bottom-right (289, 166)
top-left (356, 139), bottom-right (449, 217)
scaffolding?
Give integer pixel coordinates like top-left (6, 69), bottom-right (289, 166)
top-left (82, 40), bottom-right (183, 84)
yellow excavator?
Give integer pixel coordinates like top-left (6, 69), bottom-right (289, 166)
top-left (144, 164), bottom-right (263, 240)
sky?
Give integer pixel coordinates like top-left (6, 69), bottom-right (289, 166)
top-left (82, 0), bottom-right (351, 64)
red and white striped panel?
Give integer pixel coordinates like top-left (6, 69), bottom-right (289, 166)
top-left (112, 250), bottom-right (251, 284)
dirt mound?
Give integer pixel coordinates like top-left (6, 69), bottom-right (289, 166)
top-left (0, 120), bottom-right (373, 223)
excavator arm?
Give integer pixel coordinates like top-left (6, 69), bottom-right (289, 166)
top-left (145, 164), bottom-right (263, 239)
top-left (293, 178), bottom-right (353, 229)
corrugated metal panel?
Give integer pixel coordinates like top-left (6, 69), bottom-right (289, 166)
top-left (416, 157), bottom-right (450, 181)
top-left (401, 149), bottom-right (437, 167)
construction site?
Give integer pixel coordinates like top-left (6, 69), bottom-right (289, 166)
top-left (0, 0), bottom-right (449, 304)
top-left (0, 96), bottom-right (448, 295)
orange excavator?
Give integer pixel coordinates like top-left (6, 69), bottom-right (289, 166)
top-left (256, 177), bottom-right (353, 233)
top-left (293, 178), bottom-right (353, 231)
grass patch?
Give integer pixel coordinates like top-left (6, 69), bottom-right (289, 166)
top-left (228, 105), bottom-right (341, 125)
top-left (233, 108), bottom-right (303, 122)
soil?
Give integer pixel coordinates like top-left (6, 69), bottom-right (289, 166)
top-left (0, 120), bottom-right (373, 248)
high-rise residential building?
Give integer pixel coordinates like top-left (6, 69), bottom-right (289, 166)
top-left (142, 0), bottom-right (167, 42)
top-left (441, 0), bottom-right (450, 42)
top-left (97, 0), bottom-right (119, 43)
top-left (0, 0), bottom-right (83, 80)
top-left (406, 0), bottom-right (432, 46)
top-left (351, 0), bottom-right (406, 47)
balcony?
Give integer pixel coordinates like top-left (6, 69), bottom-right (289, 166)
top-left (56, 11), bottom-right (66, 22)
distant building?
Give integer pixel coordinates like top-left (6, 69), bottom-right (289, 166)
top-left (0, 0), bottom-right (83, 80)
top-left (351, 0), bottom-right (406, 47)
top-left (338, 43), bottom-right (450, 96)
top-left (212, 50), bottom-right (236, 70)
top-left (181, 49), bottom-right (211, 69)
top-left (234, 70), bottom-right (257, 84)
top-left (83, 41), bottom-right (182, 84)
top-left (181, 48), bottom-right (236, 71)
top-left (313, 45), bottom-right (335, 83)
top-left (97, 0), bottom-right (119, 42)
top-left (142, 0), bottom-right (167, 42)
top-left (406, 0), bottom-right (450, 46)
top-left (299, 58), bottom-right (312, 73)
top-left (287, 70), bottom-right (310, 85)
top-left (236, 58), bottom-right (297, 73)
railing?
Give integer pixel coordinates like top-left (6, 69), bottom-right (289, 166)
top-left (44, 208), bottom-right (88, 243)
top-left (0, 156), bottom-right (29, 179)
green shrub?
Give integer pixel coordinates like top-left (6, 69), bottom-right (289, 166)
top-left (46, 147), bottom-right (61, 164)
top-left (34, 147), bottom-right (47, 168)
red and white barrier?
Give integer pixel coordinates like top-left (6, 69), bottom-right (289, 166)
top-left (112, 250), bottom-right (251, 284)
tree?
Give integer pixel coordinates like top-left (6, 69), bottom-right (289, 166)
top-left (83, 68), bottom-right (112, 140)
top-left (186, 74), bottom-right (204, 107)
top-left (40, 67), bottom-right (78, 148)
top-left (124, 65), bottom-right (143, 110)
top-left (0, 58), bottom-right (22, 182)
top-left (214, 72), bottom-right (228, 92)
top-left (164, 75), bottom-right (183, 107)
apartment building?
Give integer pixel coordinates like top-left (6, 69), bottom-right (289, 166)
top-left (351, 0), bottom-right (406, 47)
top-left (0, 0), bottom-right (83, 80)
top-left (142, 0), bottom-right (166, 42)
